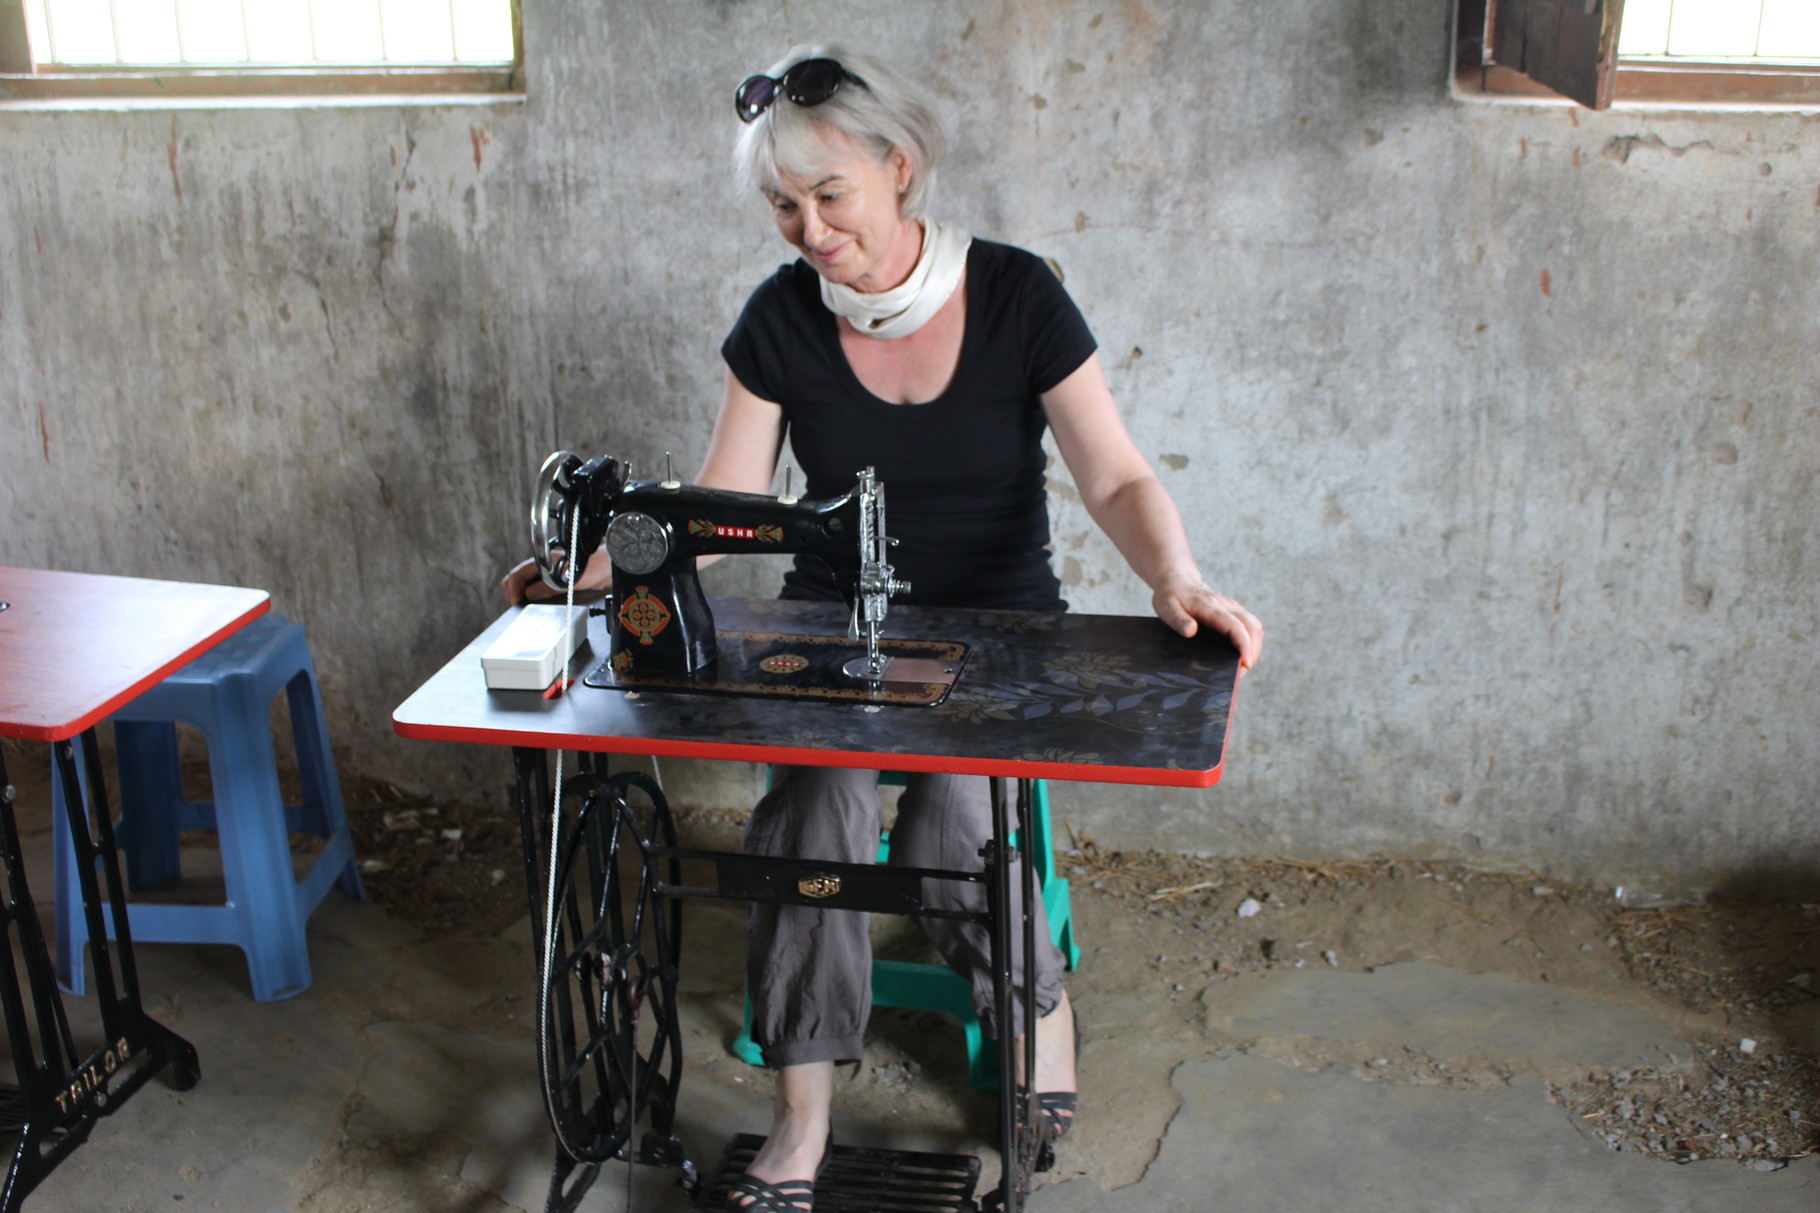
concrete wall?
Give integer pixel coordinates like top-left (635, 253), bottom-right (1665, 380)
top-left (2, 1), bottom-right (1814, 892)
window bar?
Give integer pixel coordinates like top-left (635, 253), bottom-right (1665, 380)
top-left (305, 0), bottom-right (319, 64)
top-left (376, 0), bottom-right (390, 64)
top-left (38, 0), bottom-right (61, 64)
top-left (173, 0), bottom-right (189, 66)
top-left (1652, 0), bottom-right (1779, 61)
top-left (105, 0), bottom-right (123, 65)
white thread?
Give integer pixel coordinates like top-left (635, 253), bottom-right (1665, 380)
top-left (537, 500), bottom-right (585, 1153)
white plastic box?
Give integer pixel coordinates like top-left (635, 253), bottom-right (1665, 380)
top-left (481, 604), bottom-right (589, 691)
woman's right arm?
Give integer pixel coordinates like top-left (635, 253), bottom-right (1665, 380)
top-left (697, 368), bottom-right (788, 492)
top-left (501, 370), bottom-right (787, 603)
top-left (691, 370), bottom-right (789, 570)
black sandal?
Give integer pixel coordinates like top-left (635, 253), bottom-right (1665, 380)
top-left (725, 1174), bottom-right (815, 1212)
top-left (1037, 1089), bottom-right (1077, 1142)
top-left (726, 1131), bottom-right (832, 1212)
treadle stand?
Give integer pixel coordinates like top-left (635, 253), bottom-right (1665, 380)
top-left (0, 739), bottom-right (201, 1213)
top-left (511, 747), bottom-right (1048, 1213)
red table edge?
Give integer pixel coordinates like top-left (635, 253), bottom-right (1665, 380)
top-left (5, 597), bottom-right (272, 744)
top-left (391, 707), bottom-right (1233, 790)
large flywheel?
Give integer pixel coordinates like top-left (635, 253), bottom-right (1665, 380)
top-left (536, 770), bottom-right (686, 1171)
top-left (529, 449), bottom-right (585, 593)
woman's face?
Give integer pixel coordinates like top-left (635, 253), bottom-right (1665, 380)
top-left (763, 129), bottom-right (920, 294)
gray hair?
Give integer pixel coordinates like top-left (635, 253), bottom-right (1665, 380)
top-left (732, 44), bottom-right (945, 222)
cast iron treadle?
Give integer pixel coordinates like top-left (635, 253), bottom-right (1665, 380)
top-left (699, 1133), bottom-right (980, 1212)
top-left (0, 1088), bottom-right (25, 1132)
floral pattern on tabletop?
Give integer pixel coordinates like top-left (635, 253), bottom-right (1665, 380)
top-left (942, 652), bottom-right (1232, 732)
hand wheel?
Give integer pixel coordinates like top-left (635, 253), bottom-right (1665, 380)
top-left (536, 770), bottom-right (684, 1165)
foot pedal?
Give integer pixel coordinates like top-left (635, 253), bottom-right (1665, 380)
top-left (0, 1084), bottom-right (24, 1131)
top-left (699, 1132), bottom-right (980, 1211)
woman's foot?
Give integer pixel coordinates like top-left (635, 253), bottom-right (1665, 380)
top-left (1036, 1089), bottom-right (1077, 1142)
top-left (726, 1173), bottom-right (816, 1212)
top-left (731, 1062), bottom-right (833, 1210)
top-left (1020, 988), bottom-right (1080, 1141)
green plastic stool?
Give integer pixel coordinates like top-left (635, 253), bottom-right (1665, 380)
top-left (731, 774), bottom-right (1080, 1090)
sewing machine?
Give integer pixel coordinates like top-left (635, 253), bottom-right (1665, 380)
top-left (527, 450), bottom-right (967, 704)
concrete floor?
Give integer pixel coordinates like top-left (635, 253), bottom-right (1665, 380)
top-left (3, 750), bottom-right (1815, 1212)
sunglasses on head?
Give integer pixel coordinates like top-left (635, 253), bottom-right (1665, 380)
top-left (735, 57), bottom-right (861, 123)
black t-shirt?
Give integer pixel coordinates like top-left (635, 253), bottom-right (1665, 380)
top-left (721, 239), bottom-right (1098, 611)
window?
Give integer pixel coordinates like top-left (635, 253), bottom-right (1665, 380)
top-left (1456, 0), bottom-right (1820, 109)
top-left (0, 0), bottom-right (522, 100)
top-left (1619, 0), bottom-right (1820, 59)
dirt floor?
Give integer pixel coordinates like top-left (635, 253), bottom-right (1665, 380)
top-left (339, 774), bottom-right (1820, 1178)
top-left (6, 729), bottom-right (1813, 1211)
top-left (343, 775), bottom-right (531, 938)
top-left (1056, 844), bottom-right (1820, 1174)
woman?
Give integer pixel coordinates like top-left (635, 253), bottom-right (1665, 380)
top-left (507, 45), bottom-right (1262, 1213)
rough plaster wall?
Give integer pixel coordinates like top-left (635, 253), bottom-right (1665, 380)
top-left (1, 1), bottom-right (1814, 890)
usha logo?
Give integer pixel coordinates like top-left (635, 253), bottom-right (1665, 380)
top-left (688, 520), bottom-right (783, 543)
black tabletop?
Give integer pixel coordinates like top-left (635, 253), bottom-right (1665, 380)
top-left (395, 597), bottom-right (1241, 788)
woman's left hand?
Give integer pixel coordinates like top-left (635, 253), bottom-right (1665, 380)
top-left (1152, 577), bottom-right (1264, 673)
top-left (1039, 354), bottom-right (1263, 673)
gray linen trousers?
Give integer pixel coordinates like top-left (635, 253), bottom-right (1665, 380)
top-left (744, 764), bottom-right (1067, 1067)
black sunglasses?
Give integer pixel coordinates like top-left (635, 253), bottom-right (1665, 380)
top-left (735, 58), bottom-right (861, 123)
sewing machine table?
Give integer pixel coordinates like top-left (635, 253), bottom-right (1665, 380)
top-left (393, 596), bottom-right (1241, 1212)
top-left (0, 567), bottom-right (268, 1212)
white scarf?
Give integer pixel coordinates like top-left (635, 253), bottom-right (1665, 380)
top-left (820, 221), bottom-right (972, 339)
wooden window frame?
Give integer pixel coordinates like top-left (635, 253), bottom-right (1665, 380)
top-left (0, 0), bottom-right (524, 102)
top-left (1455, 0), bottom-right (1820, 109)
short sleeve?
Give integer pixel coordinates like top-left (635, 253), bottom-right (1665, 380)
top-left (720, 267), bottom-right (798, 403)
top-left (1017, 254), bottom-right (1098, 395)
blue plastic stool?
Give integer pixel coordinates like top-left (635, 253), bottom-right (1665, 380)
top-left (733, 774), bottom-right (1080, 1089)
top-left (52, 614), bottom-right (364, 1002)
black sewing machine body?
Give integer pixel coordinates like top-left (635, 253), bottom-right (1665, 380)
top-left (603, 478), bottom-right (866, 677)
top-left (528, 452), bottom-right (960, 703)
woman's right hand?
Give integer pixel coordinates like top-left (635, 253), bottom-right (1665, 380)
top-left (499, 558), bottom-right (549, 606)
top-left (499, 553), bottom-right (611, 606)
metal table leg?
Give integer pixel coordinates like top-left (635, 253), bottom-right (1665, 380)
top-left (0, 736), bottom-right (199, 1213)
top-left (984, 776), bottom-right (1043, 1213)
